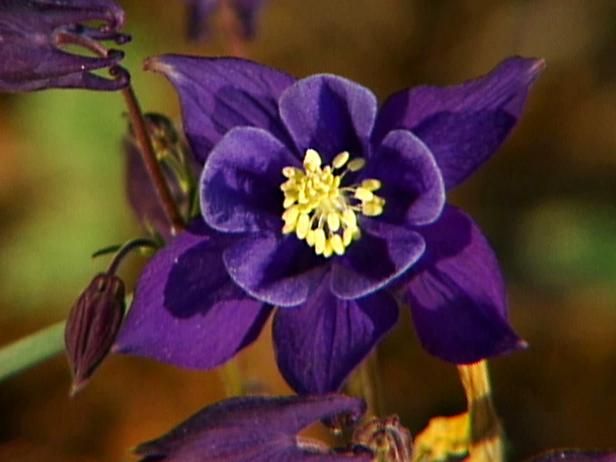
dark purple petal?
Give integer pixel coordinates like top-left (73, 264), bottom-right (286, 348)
top-left (115, 220), bottom-right (272, 369)
top-left (274, 275), bottom-right (398, 394)
top-left (135, 394), bottom-right (371, 462)
top-left (223, 233), bottom-right (326, 307)
top-left (373, 57), bottom-right (544, 189)
top-left (369, 129), bottom-right (445, 227)
top-left (279, 74), bottom-right (377, 161)
top-left (201, 127), bottom-right (298, 234)
top-left (145, 55), bottom-right (295, 163)
top-left (331, 220), bottom-right (425, 300)
top-left (0, 0), bottom-right (129, 92)
top-left (402, 206), bottom-right (524, 363)
top-left (529, 451), bottom-right (616, 462)
top-left (231, 0), bottom-right (266, 39)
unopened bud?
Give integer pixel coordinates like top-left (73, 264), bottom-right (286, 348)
top-left (64, 273), bottom-right (125, 395)
top-left (353, 416), bottom-right (413, 462)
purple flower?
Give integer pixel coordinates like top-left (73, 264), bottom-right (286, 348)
top-left (134, 394), bottom-right (372, 462)
top-left (530, 451), bottom-right (616, 462)
top-left (115, 56), bottom-right (544, 394)
top-left (0, 0), bottom-right (130, 92)
top-left (184, 0), bottom-right (265, 42)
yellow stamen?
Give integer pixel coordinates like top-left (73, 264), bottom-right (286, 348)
top-left (280, 148), bottom-right (385, 258)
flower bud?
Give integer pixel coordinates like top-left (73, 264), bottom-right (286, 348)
top-left (353, 416), bottom-right (413, 462)
top-left (64, 273), bottom-right (125, 395)
top-left (0, 0), bottom-right (130, 92)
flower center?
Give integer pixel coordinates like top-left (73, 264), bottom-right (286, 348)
top-left (280, 148), bottom-right (385, 258)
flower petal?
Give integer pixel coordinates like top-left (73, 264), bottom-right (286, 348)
top-left (135, 394), bottom-right (371, 462)
top-left (0, 0), bottom-right (129, 92)
top-left (223, 233), bottom-right (325, 307)
top-left (274, 275), bottom-right (398, 394)
top-left (115, 220), bottom-right (271, 369)
top-left (331, 220), bottom-right (425, 300)
top-left (369, 129), bottom-right (445, 227)
top-left (374, 57), bottom-right (544, 189)
top-left (279, 74), bottom-right (377, 161)
top-left (145, 55), bottom-right (295, 163)
top-left (402, 206), bottom-right (524, 363)
top-left (530, 451), bottom-right (616, 462)
top-left (201, 127), bottom-right (298, 234)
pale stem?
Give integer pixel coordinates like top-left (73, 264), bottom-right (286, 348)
top-left (347, 351), bottom-right (384, 417)
top-left (457, 360), bottom-right (504, 462)
top-left (0, 320), bottom-right (66, 382)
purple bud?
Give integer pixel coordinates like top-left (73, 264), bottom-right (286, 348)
top-left (353, 416), bottom-right (413, 462)
top-left (64, 272), bottom-right (125, 395)
top-left (0, 0), bottom-right (130, 92)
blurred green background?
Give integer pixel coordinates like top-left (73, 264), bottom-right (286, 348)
top-left (1, 0), bottom-right (615, 460)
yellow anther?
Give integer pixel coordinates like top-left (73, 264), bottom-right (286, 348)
top-left (330, 234), bottom-right (345, 255)
top-left (283, 166), bottom-right (301, 178)
top-left (347, 158), bottom-right (366, 172)
top-left (304, 149), bottom-right (322, 170)
top-left (354, 187), bottom-right (374, 202)
top-left (306, 229), bottom-right (316, 247)
top-left (280, 148), bottom-right (384, 258)
top-left (283, 206), bottom-right (299, 225)
top-left (296, 214), bottom-right (310, 239)
top-left (314, 229), bottom-right (326, 254)
top-left (362, 202), bottom-right (383, 216)
top-left (342, 209), bottom-right (357, 229)
top-left (343, 227), bottom-right (354, 246)
top-left (332, 151), bottom-right (350, 169)
top-left (361, 179), bottom-right (381, 191)
top-left (327, 212), bottom-right (341, 232)
top-left (323, 242), bottom-right (334, 258)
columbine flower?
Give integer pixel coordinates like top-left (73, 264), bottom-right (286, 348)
top-left (530, 451), bottom-right (616, 462)
top-left (184, 0), bottom-right (265, 41)
top-left (0, 0), bottom-right (130, 92)
top-left (115, 56), bottom-right (543, 394)
top-left (134, 394), bottom-right (372, 462)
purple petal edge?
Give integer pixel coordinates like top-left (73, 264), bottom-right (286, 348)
top-left (402, 206), bottom-right (525, 363)
top-left (135, 394), bottom-right (371, 462)
top-left (374, 56), bottom-right (545, 189)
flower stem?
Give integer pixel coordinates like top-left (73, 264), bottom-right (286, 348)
top-left (347, 352), bottom-right (383, 417)
top-left (105, 237), bottom-right (158, 275)
top-left (119, 78), bottom-right (185, 235)
top-left (0, 320), bottom-right (65, 382)
top-left (457, 361), bottom-right (504, 462)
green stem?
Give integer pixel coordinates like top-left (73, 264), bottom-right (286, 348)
top-left (457, 361), bottom-right (504, 462)
top-left (346, 352), bottom-right (383, 417)
top-left (0, 320), bottom-right (66, 382)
